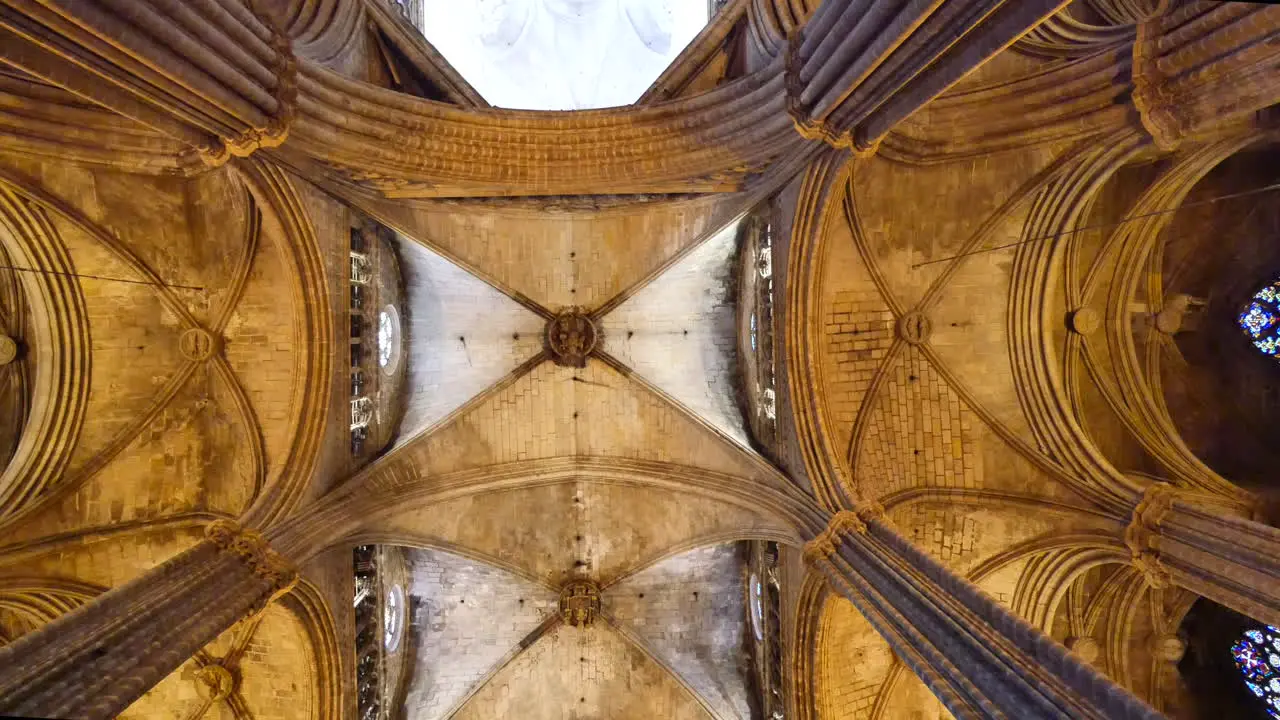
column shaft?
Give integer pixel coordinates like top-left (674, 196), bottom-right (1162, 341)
top-left (787, 0), bottom-right (1068, 151)
top-left (807, 510), bottom-right (1162, 720)
top-left (0, 0), bottom-right (297, 162)
top-left (1133, 1), bottom-right (1280, 150)
top-left (1126, 483), bottom-right (1280, 627)
top-left (0, 520), bottom-right (296, 720)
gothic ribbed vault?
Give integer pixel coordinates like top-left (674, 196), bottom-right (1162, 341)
top-left (1, 1), bottom-right (1280, 720)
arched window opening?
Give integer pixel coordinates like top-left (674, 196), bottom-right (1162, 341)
top-left (384, 584), bottom-right (405, 653)
top-left (1232, 625), bottom-right (1280, 718)
top-left (378, 305), bottom-right (401, 373)
top-left (740, 207), bottom-right (778, 455)
top-left (748, 541), bottom-right (785, 719)
top-left (1238, 283), bottom-right (1280, 356)
top-left (347, 221), bottom-right (406, 461)
top-left (749, 573), bottom-right (764, 642)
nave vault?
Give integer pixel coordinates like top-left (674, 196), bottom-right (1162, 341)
top-left (1, 0), bottom-right (1280, 719)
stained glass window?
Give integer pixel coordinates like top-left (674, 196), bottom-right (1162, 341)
top-left (1239, 283), bottom-right (1280, 355)
top-left (1232, 624), bottom-right (1280, 718)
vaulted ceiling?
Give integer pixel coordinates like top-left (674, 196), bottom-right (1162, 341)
top-left (0, 1), bottom-right (1278, 720)
top-left (354, 193), bottom-right (785, 718)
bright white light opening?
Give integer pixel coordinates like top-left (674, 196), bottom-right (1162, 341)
top-left (420, 0), bottom-right (709, 110)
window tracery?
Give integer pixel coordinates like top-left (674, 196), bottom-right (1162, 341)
top-left (1232, 625), bottom-right (1280, 718)
top-left (1238, 283), bottom-right (1280, 356)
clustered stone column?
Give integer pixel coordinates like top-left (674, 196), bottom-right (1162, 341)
top-left (1125, 483), bottom-right (1280, 627)
top-left (786, 0), bottom-right (1069, 152)
top-left (805, 508), bottom-right (1164, 720)
top-left (0, 0), bottom-right (297, 163)
top-left (0, 520), bottom-right (296, 720)
top-left (1132, 1), bottom-right (1280, 150)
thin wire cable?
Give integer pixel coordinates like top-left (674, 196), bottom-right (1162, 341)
top-left (0, 265), bottom-right (204, 291)
top-left (912, 181), bottom-right (1280, 268)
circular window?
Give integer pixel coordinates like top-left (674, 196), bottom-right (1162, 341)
top-left (749, 573), bottom-right (764, 641)
top-left (377, 305), bottom-right (401, 375)
top-left (384, 584), bottom-right (405, 652)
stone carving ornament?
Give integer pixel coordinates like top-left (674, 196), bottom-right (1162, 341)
top-left (559, 581), bottom-right (601, 627)
top-left (546, 309), bottom-right (598, 368)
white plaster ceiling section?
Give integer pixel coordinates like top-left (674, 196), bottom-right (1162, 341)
top-left (603, 543), bottom-right (753, 720)
top-left (395, 234), bottom-right (545, 442)
top-left (418, 0), bottom-right (709, 110)
top-left (401, 547), bottom-right (558, 720)
top-left (601, 220), bottom-right (752, 448)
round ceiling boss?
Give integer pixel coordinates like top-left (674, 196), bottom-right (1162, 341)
top-left (0, 335), bottom-right (17, 365)
top-left (896, 311), bottom-right (932, 346)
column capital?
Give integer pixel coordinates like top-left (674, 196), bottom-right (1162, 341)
top-left (803, 505), bottom-right (889, 565)
top-left (783, 30), bottom-right (880, 156)
top-left (1130, 1), bottom-right (1183, 151)
top-left (198, 4), bottom-right (298, 166)
top-left (1124, 483), bottom-right (1177, 589)
top-left (206, 520), bottom-right (297, 597)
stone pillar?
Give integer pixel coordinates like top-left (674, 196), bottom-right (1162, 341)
top-left (1126, 483), bottom-right (1280, 627)
top-left (787, 0), bottom-right (1068, 152)
top-left (1132, 1), bottom-right (1280, 150)
top-left (0, 520), bottom-right (296, 720)
top-left (0, 0), bottom-right (297, 162)
top-left (805, 509), bottom-right (1162, 720)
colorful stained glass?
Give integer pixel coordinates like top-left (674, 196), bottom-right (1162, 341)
top-left (1239, 283), bottom-right (1280, 355)
top-left (1235, 626), bottom-right (1280, 714)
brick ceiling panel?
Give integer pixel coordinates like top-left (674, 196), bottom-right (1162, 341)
top-left (408, 358), bottom-right (772, 484)
top-left (817, 596), bottom-right (894, 720)
top-left (449, 622), bottom-right (714, 720)
top-left (52, 220), bottom-right (190, 478)
top-left (387, 195), bottom-right (742, 312)
top-left (852, 348), bottom-right (982, 502)
top-left (379, 480), bottom-right (790, 588)
top-left (816, 214), bottom-right (896, 454)
top-left (925, 214), bottom-right (1039, 445)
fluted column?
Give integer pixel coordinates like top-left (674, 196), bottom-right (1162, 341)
top-left (0, 0), bottom-right (297, 164)
top-left (1125, 483), bottom-right (1280, 627)
top-left (786, 0), bottom-right (1069, 153)
top-left (1132, 1), bottom-right (1280, 150)
top-left (0, 520), bottom-right (297, 720)
top-left (806, 509), bottom-right (1162, 720)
